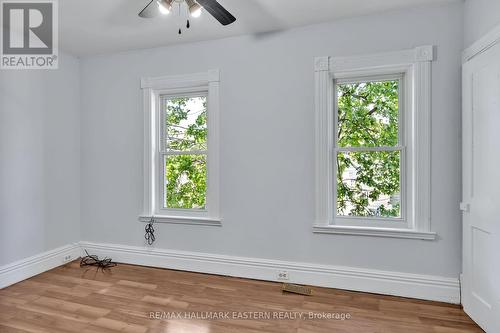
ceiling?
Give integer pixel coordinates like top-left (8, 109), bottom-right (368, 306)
top-left (59, 0), bottom-right (458, 56)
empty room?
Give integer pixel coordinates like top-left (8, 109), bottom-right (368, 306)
top-left (0, 0), bottom-right (499, 332)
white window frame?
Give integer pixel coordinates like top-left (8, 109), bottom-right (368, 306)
top-left (313, 46), bottom-right (436, 240)
top-left (334, 73), bottom-right (407, 229)
top-left (139, 70), bottom-right (221, 226)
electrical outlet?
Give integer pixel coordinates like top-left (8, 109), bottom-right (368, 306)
top-left (277, 270), bottom-right (289, 281)
top-left (62, 255), bottom-right (73, 263)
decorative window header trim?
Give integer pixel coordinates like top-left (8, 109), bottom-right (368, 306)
top-left (141, 69), bottom-right (220, 90)
top-left (314, 45), bottom-right (434, 72)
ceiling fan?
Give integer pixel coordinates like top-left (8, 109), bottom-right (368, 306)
top-left (138, 0), bottom-right (236, 27)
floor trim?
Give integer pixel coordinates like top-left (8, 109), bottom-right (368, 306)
top-left (80, 241), bottom-right (460, 304)
top-left (0, 243), bottom-right (81, 289)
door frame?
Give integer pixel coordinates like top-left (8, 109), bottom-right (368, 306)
top-left (461, 22), bottom-right (500, 333)
top-left (463, 24), bottom-right (500, 64)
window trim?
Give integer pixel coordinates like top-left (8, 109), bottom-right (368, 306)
top-left (140, 70), bottom-right (221, 226)
top-left (313, 46), bottom-right (436, 240)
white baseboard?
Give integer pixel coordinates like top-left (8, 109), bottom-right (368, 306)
top-left (1, 241), bottom-right (460, 304)
top-left (80, 241), bottom-right (460, 304)
top-left (0, 243), bottom-right (81, 289)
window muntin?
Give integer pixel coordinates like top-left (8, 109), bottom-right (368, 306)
top-left (334, 76), bottom-right (404, 220)
top-left (160, 93), bottom-right (208, 211)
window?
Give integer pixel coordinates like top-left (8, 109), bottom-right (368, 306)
top-left (161, 94), bottom-right (207, 210)
top-left (313, 46), bottom-right (436, 239)
top-left (140, 70), bottom-right (221, 226)
top-left (335, 77), bottom-right (403, 220)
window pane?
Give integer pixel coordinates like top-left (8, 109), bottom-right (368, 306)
top-left (163, 96), bottom-right (207, 152)
top-left (337, 151), bottom-right (401, 218)
top-left (337, 80), bottom-right (399, 147)
top-left (164, 154), bottom-right (207, 209)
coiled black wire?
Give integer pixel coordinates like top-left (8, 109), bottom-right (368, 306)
top-left (80, 250), bottom-right (117, 270)
top-left (145, 220), bottom-right (155, 245)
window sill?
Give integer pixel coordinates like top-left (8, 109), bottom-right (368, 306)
top-left (139, 215), bottom-right (222, 227)
top-left (312, 225), bottom-right (436, 240)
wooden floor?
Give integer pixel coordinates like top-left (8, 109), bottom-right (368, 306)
top-left (0, 261), bottom-right (483, 333)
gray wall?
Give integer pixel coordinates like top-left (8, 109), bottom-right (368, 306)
top-left (80, 3), bottom-right (464, 278)
top-left (464, 0), bottom-right (500, 47)
top-left (0, 53), bottom-right (81, 266)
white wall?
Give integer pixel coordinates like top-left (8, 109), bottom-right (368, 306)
top-left (0, 53), bottom-right (81, 266)
top-left (464, 0), bottom-right (500, 47)
top-left (79, 2), bottom-right (464, 278)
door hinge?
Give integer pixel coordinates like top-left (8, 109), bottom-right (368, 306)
top-left (460, 202), bottom-right (470, 212)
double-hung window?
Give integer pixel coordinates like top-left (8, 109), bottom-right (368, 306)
top-left (335, 75), bottom-right (405, 225)
top-left (140, 70), bottom-right (221, 226)
top-left (160, 93), bottom-right (208, 210)
top-left (313, 46), bottom-right (436, 239)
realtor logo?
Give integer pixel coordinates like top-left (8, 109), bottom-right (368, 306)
top-left (1, 0), bottom-right (58, 69)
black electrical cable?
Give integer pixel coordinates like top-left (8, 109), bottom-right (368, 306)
top-left (145, 219), bottom-right (156, 245)
top-left (80, 250), bottom-right (117, 270)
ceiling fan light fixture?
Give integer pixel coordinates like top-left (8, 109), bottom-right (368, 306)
top-left (139, 0), bottom-right (235, 26)
top-left (186, 0), bottom-right (202, 18)
top-left (157, 0), bottom-right (172, 15)
top-left (191, 6), bottom-right (202, 18)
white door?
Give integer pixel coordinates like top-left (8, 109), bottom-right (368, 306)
top-left (462, 40), bottom-right (500, 333)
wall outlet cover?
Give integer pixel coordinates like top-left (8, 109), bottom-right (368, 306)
top-left (277, 270), bottom-right (289, 281)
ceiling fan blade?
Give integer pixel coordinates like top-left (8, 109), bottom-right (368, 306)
top-left (196, 0), bottom-right (236, 26)
top-left (138, 0), bottom-right (159, 18)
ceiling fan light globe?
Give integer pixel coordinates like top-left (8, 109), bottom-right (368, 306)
top-left (190, 7), bottom-right (202, 18)
top-left (187, 1), bottom-right (202, 18)
top-left (157, 0), bottom-right (172, 15)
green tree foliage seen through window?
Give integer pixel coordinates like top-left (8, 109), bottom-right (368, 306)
top-left (163, 96), bottom-right (207, 210)
top-left (336, 80), bottom-right (401, 218)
